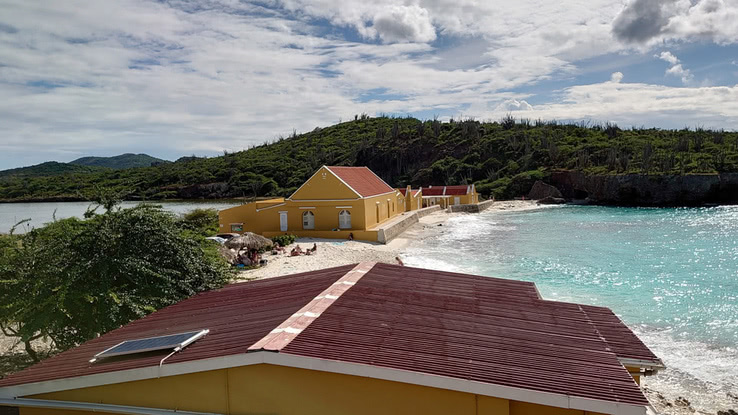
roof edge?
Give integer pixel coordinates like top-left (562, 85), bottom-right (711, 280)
top-left (0, 352), bottom-right (647, 415)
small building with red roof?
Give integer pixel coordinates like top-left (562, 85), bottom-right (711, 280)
top-left (219, 166), bottom-right (407, 242)
top-left (0, 263), bottom-right (663, 415)
top-left (421, 184), bottom-right (479, 208)
top-left (397, 185), bottom-right (423, 211)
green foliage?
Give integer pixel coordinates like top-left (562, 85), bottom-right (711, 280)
top-left (0, 204), bottom-right (233, 361)
top-left (271, 234), bottom-right (297, 247)
top-left (181, 208), bottom-right (219, 236)
top-left (1, 117), bottom-right (737, 202)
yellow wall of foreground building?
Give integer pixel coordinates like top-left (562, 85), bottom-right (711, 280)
top-left (24, 364), bottom-right (609, 415)
top-left (291, 166), bottom-right (361, 200)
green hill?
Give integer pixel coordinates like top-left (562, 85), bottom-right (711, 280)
top-left (0, 161), bottom-right (104, 179)
top-left (0, 116), bottom-right (737, 202)
top-left (70, 153), bottom-right (168, 169)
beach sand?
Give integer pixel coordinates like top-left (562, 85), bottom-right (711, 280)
top-left (236, 200), bottom-right (540, 281)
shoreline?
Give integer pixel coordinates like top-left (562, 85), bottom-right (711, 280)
top-left (235, 200), bottom-right (542, 281)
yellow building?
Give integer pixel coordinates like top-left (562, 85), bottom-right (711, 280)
top-left (398, 186), bottom-right (423, 211)
top-left (421, 184), bottom-right (479, 208)
top-left (0, 263), bottom-right (664, 415)
top-left (219, 166), bottom-right (406, 242)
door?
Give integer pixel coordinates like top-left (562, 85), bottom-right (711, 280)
top-left (279, 212), bottom-right (288, 231)
top-left (454, 197), bottom-right (460, 205)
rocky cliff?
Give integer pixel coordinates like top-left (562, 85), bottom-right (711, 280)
top-left (549, 172), bottom-right (738, 206)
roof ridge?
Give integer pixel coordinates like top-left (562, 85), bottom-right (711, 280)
top-left (247, 262), bottom-right (376, 352)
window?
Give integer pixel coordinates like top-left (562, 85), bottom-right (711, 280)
top-left (339, 210), bottom-right (351, 229)
top-left (302, 211), bottom-right (315, 230)
top-left (230, 223), bottom-right (243, 232)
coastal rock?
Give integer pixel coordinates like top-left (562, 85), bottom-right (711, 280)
top-left (528, 181), bottom-right (564, 200)
top-left (549, 171), bottom-right (738, 206)
top-left (537, 196), bottom-right (566, 205)
top-left (717, 410), bottom-right (738, 415)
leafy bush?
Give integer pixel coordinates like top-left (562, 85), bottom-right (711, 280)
top-left (181, 208), bottom-right (219, 236)
top-left (0, 204), bottom-right (233, 362)
top-left (271, 234), bottom-right (297, 247)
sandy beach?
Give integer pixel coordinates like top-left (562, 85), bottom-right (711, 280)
top-left (236, 200), bottom-right (541, 281)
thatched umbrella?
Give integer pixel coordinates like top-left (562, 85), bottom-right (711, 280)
top-left (224, 232), bottom-right (273, 251)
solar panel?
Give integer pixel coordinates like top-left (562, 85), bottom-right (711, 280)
top-left (90, 329), bottom-right (208, 363)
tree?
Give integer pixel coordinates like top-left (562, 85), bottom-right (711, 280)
top-left (0, 204), bottom-right (233, 362)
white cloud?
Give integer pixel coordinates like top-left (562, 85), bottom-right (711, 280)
top-left (490, 80), bottom-right (738, 130)
top-left (666, 63), bottom-right (694, 84)
top-left (495, 99), bottom-right (534, 112)
top-left (656, 50), bottom-right (693, 84)
top-left (372, 5), bottom-right (436, 43)
top-left (610, 71), bottom-right (624, 83)
top-left (612, 0), bottom-right (738, 45)
top-left (657, 51), bottom-right (680, 65)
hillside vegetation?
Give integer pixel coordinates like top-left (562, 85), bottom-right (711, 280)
top-left (1, 116), bottom-right (737, 202)
top-left (70, 153), bottom-right (168, 169)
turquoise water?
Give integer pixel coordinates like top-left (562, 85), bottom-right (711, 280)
top-left (403, 206), bottom-right (738, 412)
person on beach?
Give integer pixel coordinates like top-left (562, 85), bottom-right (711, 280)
top-left (310, 243), bottom-right (317, 253)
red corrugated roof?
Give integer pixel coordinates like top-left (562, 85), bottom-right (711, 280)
top-left (421, 185), bottom-right (470, 196)
top-left (0, 263), bottom-right (659, 410)
top-left (0, 265), bottom-right (353, 388)
top-left (280, 263), bottom-right (652, 407)
top-left (326, 166), bottom-right (394, 198)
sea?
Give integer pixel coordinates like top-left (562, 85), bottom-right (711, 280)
top-left (0, 200), bottom-right (242, 234)
top-left (403, 205), bottom-right (738, 413)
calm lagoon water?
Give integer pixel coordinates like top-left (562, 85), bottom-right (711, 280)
top-left (403, 205), bottom-right (738, 412)
top-left (0, 200), bottom-right (242, 233)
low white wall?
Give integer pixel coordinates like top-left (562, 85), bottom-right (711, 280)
top-left (377, 205), bottom-right (441, 243)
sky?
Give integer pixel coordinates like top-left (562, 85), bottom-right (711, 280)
top-left (1, 0), bottom-right (737, 169)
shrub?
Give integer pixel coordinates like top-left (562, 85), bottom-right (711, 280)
top-left (271, 234), bottom-right (297, 247)
top-left (181, 208), bottom-right (219, 236)
top-left (0, 204), bottom-right (233, 362)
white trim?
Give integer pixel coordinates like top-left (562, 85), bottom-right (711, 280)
top-left (255, 203), bottom-right (285, 212)
top-left (0, 352), bottom-right (646, 415)
top-left (288, 166), bottom-right (362, 201)
top-left (365, 190), bottom-right (397, 198)
top-left (335, 206), bottom-right (353, 209)
top-left (618, 358), bottom-right (665, 370)
top-left (298, 207), bottom-right (316, 209)
top-left (0, 398), bottom-right (221, 415)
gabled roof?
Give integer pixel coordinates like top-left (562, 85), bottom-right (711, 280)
top-left (397, 188), bottom-right (421, 196)
top-left (325, 166), bottom-right (395, 198)
top-left (422, 185), bottom-right (471, 196)
top-left (0, 263), bottom-right (661, 414)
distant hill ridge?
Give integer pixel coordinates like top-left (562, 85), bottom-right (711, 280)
top-left (70, 153), bottom-right (169, 169)
top-left (0, 153), bottom-right (169, 179)
top-left (0, 117), bottom-right (737, 205)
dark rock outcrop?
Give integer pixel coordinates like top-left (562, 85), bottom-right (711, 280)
top-left (549, 171), bottom-right (738, 206)
top-left (537, 196), bottom-right (566, 205)
top-left (528, 181), bottom-right (564, 200)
